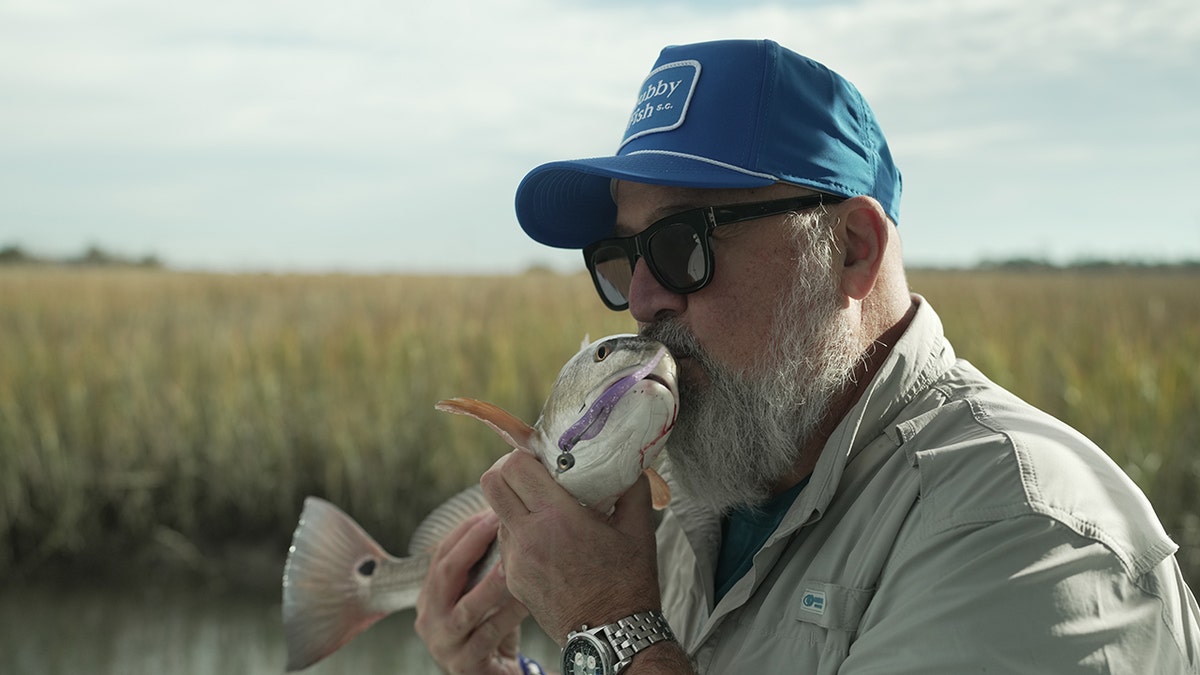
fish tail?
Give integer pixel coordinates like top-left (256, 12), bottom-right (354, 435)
top-left (282, 497), bottom-right (413, 671)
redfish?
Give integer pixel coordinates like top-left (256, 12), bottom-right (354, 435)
top-left (281, 334), bottom-right (678, 670)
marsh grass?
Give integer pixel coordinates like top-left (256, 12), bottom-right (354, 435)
top-left (1, 267), bottom-right (1197, 585)
top-left (0, 268), bottom-right (633, 578)
top-left (911, 269), bottom-right (1200, 577)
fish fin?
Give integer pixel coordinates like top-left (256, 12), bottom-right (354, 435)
top-left (435, 398), bottom-right (537, 451)
top-left (408, 484), bottom-right (492, 556)
top-left (282, 497), bottom-right (400, 671)
top-left (645, 468), bottom-right (671, 510)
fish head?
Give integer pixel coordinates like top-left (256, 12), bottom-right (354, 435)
top-left (534, 334), bottom-right (679, 507)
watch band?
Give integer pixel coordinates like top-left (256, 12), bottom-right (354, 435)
top-left (602, 610), bottom-right (676, 672)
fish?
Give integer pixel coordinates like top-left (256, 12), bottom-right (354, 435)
top-left (281, 334), bottom-right (679, 671)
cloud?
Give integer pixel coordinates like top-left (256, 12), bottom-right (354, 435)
top-left (1, 0), bottom-right (1197, 271)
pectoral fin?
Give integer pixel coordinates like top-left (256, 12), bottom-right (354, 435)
top-left (645, 467), bottom-right (671, 510)
top-left (436, 398), bottom-right (537, 452)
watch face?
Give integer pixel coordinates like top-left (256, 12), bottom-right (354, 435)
top-left (562, 636), bottom-right (608, 675)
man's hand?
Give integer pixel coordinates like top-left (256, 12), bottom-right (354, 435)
top-left (480, 450), bottom-right (662, 643)
top-left (414, 509), bottom-right (529, 675)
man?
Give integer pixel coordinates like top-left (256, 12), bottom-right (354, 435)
top-left (415, 39), bottom-right (1200, 674)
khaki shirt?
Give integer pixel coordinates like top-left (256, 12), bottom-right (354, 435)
top-left (656, 297), bottom-right (1200, 673)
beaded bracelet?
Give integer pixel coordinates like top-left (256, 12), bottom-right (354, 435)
top-left (518, 653), bottom-right (545, 675)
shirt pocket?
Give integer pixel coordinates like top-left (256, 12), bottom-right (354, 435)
top-left (790, 582), bottom-right (875, 675)
top-left (699, 581), bottom-right (875, 674)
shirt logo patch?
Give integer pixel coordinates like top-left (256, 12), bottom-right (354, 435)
top-left (801, 589), bottom-right (826, 615)
top-left (620, 59), bottom-right (700, 148)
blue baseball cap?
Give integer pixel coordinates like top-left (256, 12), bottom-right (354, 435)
top-left (515, 39), bottom-right (902, 249)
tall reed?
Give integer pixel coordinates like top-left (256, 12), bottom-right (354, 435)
top-left (1, 267), bottom-right (1196, 585)
top-left (912, 269), bottom-right (1200, 576)
top-left (0, 268), bottom-right (633, 575)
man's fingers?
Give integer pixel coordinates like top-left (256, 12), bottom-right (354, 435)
top-left (423, 510), bottom-right (498, 611)
top-left (460, 566), bottom-right (529, 652)
top-left (421, 564), bottom-right (527, 674)
top-left (414, 483), bottom-right (533, 675)
top-left (464, 595), bottom-right (528, 658)
top-left (482, 450), bottom-right (544, 518)
top-left (480, 451), bottom-right (525, 520)
top-left (482, 449), bottom-right (572, 518)
top-left (449, 557), bottom-right (520, 634)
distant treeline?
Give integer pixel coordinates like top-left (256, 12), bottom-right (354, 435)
top-left (954, 256), bottom-right (1200, 272)
top-left (0, 244), bottom-right (162, 269)
top-left (3, 242), bottom-right (1200, 273)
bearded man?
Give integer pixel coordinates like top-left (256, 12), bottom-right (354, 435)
top-left (415, 39), bottom-right (1200, 674)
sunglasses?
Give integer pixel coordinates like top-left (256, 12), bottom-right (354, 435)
top-left (583, 194), bottom-right (844, 311)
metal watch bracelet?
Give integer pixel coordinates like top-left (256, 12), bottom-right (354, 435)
top-left (605, 610), bottom-right (676, 671)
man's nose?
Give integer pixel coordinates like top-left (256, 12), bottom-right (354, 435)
top-left (627, 257), bottom-right (686, 323)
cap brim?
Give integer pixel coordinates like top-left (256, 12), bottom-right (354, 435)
top-left (515, 152), bottom-right (776, 249)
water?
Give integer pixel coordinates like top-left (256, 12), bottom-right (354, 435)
top-left (0, 582), bottom-right (561, 675)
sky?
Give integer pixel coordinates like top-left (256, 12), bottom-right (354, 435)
top-left (2, 0), bottom-right (1198, 274)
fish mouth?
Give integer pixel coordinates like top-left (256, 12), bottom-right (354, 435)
top-left (642, 370), bottom-right (676, 397)
top-left (598, 347), bottom-right (678, 399)
top-left (645, 372), bottom-right (670, 388)
top-left (555, 343), bottom-right (680, 455)
top-left (646, 347), bottom-right (679, 396)
top-left (593, 354), bottom-right (673, 399)
top-left (590, 345), bottom-right (673, 403)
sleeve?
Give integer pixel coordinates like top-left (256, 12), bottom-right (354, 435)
top-left (839, 514), bottom-right (1199, 674)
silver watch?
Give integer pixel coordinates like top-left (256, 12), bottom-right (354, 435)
top-left (561, 609), bottom-right (675, 675)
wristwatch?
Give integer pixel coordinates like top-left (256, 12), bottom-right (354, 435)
top-left (560, 609), bottom-right (676, 675)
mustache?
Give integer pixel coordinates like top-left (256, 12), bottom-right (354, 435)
top-left (639, 319), bottom-right (703, 362)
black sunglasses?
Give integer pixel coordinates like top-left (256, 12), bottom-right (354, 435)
top-left (582, 194), bottom-right (844, 311)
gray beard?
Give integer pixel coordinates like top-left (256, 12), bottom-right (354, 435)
top-left (641, 245), bottom-right (861, 514)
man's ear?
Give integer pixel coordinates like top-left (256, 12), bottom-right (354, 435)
top-left (836, 197), bottom-right (889, 301)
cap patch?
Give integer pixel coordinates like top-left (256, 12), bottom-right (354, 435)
top-left (620, 59), bottom-right (700, 149)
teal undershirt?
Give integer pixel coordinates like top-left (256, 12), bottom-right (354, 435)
top-left (714, 475), bottom-right (811, 604)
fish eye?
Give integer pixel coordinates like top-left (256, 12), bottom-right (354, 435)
top-left (557, 452), bottom-right (575, 471)
top-left (594, 344), bottom-right (611, 362)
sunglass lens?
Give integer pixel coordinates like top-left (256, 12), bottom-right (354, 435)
top-left (649, 223), bottom-right (706, 290)
top-left (589, 245), bottom-right (633, 308)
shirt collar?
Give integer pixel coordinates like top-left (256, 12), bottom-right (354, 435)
top-left (778, 295), bottom-right (956, 533)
